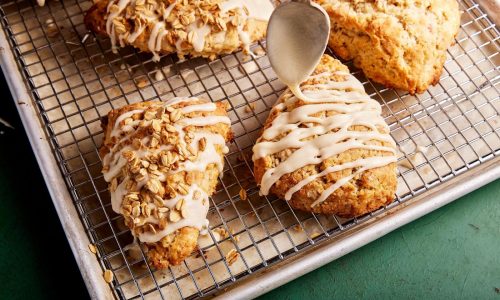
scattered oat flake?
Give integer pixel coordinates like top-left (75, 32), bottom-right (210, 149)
top-left (233, 234), bottom-right (240, 243)
top-left (103, 269), bottom-right (114, 283)
top-left (398, 159), bottom-right (413, 169)
top-left (225, 249), bottom-right (239, 266)
top-left (293, 224), bottom-right (303, 232)
top-left (239, 188), bottom-right (247, 200)
top-left (310, 232), bottom-right (320, 239)
top-left (214, 227), bottom-right (228, 240)
top-left (229, 228), bottom-right (240, 243)
top-left (242, 55), bottom-right (251, 62)
top-left (0, 117), bottom-right (14, 129)
top-left (88, 244), bottom-right (97, 254)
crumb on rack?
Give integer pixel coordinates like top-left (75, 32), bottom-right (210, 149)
top-left (398, 158), bottom-right (413, 169)
top-left (292, 224), bottom-right (303, 232)
top-left (310, 232), bottom-right (320, 239)
top-left (238, 65), bottom-right (246, 74)
top-left (136, 78), bottom-right (148, 88)
top-left (228, 227), bottom-right (240, 243)
top-left (213, 227), bottom-right (229, 240)
top-left (253, 46), bottom-right (265, 57)
top-left (244, 102), bottom-right (255, 113)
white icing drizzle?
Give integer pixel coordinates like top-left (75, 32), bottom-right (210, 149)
top-left (219, 0), bottom-right (273, 21)
top-left (104, 0), bottom-right (274, 59)
top-left (252, 71), bottom-right (397, 207)
top-left (187, 22), bottom-right (212, 53)
top-left (139, 184), bottom-right (209, 243)
top-left (102, 97), bottom-right (230, 243)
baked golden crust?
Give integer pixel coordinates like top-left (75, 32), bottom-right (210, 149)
top-left (85, 0), bottom-right (270, 60)
top-left (253, 55), bottom-right (397, 218)
top-left (316, 0), bottom-right (461, 94)
top-left (100, 98), bottom-right (231, 268)
top-left (146, 227), bottom-right (199, 268)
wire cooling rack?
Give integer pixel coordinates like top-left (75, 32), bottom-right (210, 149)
top-left (0, 0), bottom-right (499, 298)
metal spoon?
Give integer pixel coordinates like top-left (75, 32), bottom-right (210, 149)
top-left (266, 0), bottom-right (330, 87)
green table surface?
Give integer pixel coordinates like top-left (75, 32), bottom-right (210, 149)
top-left (0, 71), bottom-right (499, 299)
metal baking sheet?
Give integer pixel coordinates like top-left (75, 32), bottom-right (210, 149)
top-left (0, 0), bottom-right (498, 299)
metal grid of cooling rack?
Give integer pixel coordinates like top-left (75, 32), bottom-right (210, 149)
top-left (0, 0), bottom-right (499, 298)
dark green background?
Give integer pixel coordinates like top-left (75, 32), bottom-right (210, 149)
top-left (0, 72), bottom-right (499, 299)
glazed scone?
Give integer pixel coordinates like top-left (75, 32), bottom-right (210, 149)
top-left (253, 55), bottom-right (397, 217)
top-left (85, 0), bottom-right (274, 61)
top-left (100, 97), bottom-right (231, 268)
top-left (316, 0), bottom-right (461, 94)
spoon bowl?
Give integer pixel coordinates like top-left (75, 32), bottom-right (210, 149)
top-left (266, 0), bottom-right (330, 87)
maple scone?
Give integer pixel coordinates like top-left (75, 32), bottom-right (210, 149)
top-left (85, 0), bottom-right (274, 61)
top-left (253, 55), bottom-right (398, 218)
top-left (316, 0), bottom-right (461, 94)
top-left (100, 97), bottom-right (231, 268)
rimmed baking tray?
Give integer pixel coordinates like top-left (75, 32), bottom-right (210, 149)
top-left (0, 0), bottom-right (498, 298)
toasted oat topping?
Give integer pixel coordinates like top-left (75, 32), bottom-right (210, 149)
top-left (105, 0), bottom-right (274, 60)
top-left (101, 97), bottom-right (230, 244)
top-left (225, 248), bottom-right (239, 265)
top-left (88, 243), bottom-right (97, 254)
top-left (103, 269), bottom-right (114, 283)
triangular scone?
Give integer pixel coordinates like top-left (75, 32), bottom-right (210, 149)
top-left (85, 0), bottom-right (274, 61)
top-left (253, 55), bottom-right (397, 218)
top-left (100, 97), bottom-right (231, 268)
top-left (315, 0), bottom-right (460, 94)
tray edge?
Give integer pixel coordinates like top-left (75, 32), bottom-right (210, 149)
top-left (0, 29), bottom-right (114, 300)
top-left (214, 156), bottom-right (500, 299)
top-left (0, 0), bottom-right (498, 298)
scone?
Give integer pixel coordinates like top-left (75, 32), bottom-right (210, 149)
top-left (100, 97), bottom-right (231, 268)
top-left (316, 0), bottom-right (461, 94)
top-left (253, 55), bottom-right (397, 218)
top-left (85, 0), bottom-right (274, 61)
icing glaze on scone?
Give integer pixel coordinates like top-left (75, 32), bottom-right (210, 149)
top-left (103, 0), bottom-right (274, 60)
top-left (101, 97), bottom-right (231, 244)
top-left (253, 56), bottom-right (397, 209)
